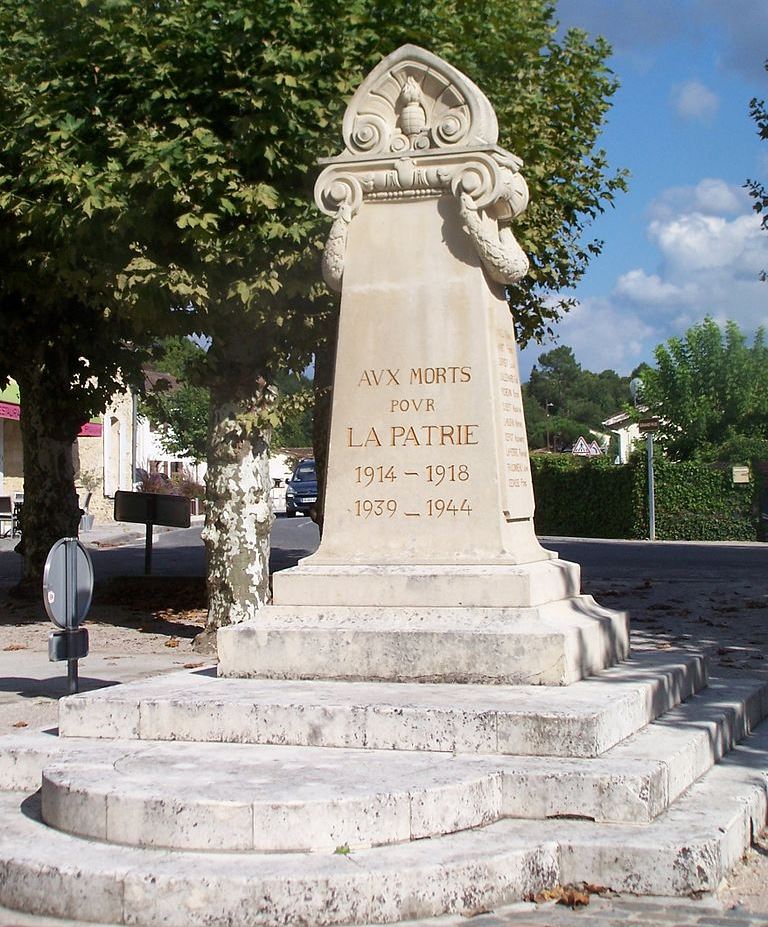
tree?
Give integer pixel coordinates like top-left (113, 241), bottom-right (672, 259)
top-left (142, 339), bottom-right (211, 465)
top-left (525, 346), bottom-right (630, 449)
top-left (0, 0), bottom-right (625, 625)
top-left (142, 339), bottom-right (313, 462)
top-left (641, 318), bottom-right (768, 461)
top-left (746, 58), bottom-right (768, 279)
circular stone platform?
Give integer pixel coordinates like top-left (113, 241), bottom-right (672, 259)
top-left (41, 740), bottom-right (502, 851)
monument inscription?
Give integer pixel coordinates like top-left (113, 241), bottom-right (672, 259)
top-left (346, 360), bottom-right (476, 523)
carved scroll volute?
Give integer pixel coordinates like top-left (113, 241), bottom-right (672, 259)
top-left (314, 45), bottom-right (530, 290)
top-left (453, 156), bottom-right (530, 285)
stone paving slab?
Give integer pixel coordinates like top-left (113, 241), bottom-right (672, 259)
top-left (386, 896), bottom-right (766, 926)
top-left (0, 895), bottom-right (763, 927)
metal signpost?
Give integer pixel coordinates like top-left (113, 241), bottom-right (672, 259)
top-left (43, 538), bottom-right (94, 694)
top-left (638, 417), bottom-right (661, 541)
top-left (114, 490), bottom-right (191, 575)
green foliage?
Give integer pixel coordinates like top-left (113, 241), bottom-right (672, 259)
top-left (648, 458), bottom-right (757, 542)
top-left (641, 318), bottom-right (768, 462)
top-left (746, 58), bottom-right (768, 279)
top-left (531, 455), bottom-right (636, 538)
top-left (142, 339), bottom-right (314, 458)
top-left (0, 0), bottom-right (626, 588)
top-left (272, 373), bottom-right (314, 449)
top-left (525, 345), bottom-right (630, 449)
top-left (531, 454), bottom-right (760, 541)
top-left (0, 0), bottom-right (626, 379)
top-left (142, 338), bottom-right (210, 463)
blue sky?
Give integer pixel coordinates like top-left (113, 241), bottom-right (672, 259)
top-left (518, 0), bottom-right (768, 380)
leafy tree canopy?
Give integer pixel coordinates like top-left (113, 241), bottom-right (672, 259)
top-left (746, 58), bottom-right (768, 279)
top-left (142, 338), bottom-right (313, 462)
top-left (0, 0), bottom-right (626, 598)
top-left (641, 318), bottom-right (768, 462)
top-left (0, 0), bottom-right (627, 373)
top-left (142, 338), bottom-right (211, 464)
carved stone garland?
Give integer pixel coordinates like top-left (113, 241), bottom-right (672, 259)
top-left (315, 45), bottom-right (530, 291)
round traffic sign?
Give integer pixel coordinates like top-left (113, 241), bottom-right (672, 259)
top-left (43, 538), bottom-right (94, 629)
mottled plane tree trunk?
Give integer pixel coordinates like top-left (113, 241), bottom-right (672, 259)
top-left (198, 354), bottom-right (276, 649)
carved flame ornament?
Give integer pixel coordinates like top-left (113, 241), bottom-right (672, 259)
top-left (315, 45), bottom-right (530, 291)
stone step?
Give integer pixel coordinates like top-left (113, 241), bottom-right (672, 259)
top-left (501, 674), bottom-right (768, 823)
top-left (4, 674), bottom-right (764, 835)
top-left (40, 743), bottom-right (504, 851)
top-left (57, 650), bottom-right (707, 758)
top-left (1, 719), bottom-right (767, 926)
top-left (216, 596), bottom-right (629, 685)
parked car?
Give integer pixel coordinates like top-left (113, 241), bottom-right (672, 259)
top-left (285, 458), bottom-right (318, 518)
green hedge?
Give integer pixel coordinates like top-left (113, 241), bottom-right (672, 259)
top-left (530, 454), bottom-right (761, 541)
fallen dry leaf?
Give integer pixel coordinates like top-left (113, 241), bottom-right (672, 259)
top-left (165, 638), bottom-right (180, 648)
top-left (183, 662), bottom-right (204, 669)
top-left (527, 882), bottom-right (597, 908)
top-left (12, 721), bottom-right (28, 728)
top-left (3, 643), bottom-right (27, 651)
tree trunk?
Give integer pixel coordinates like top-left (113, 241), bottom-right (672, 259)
top-left (201, 380), bottom-right (274, 640)
top-left (15, 367), bottom-right (81, 595)
top-left (311, 308), bottom-right (339, 536)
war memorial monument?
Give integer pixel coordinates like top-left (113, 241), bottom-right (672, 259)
top-left (0, 45), bottom-right (767, 927)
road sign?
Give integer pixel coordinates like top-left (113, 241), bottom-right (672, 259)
top-left (638, 417), bottom-right (660, 434)
top-left (114, 491), bottom-right (191, 575)
top-left (43, 538), bottom-right (93, 693)
top-left (43, 538), bottom-right (94, 629)
top-left (49, 628), bottom-right (89, 661)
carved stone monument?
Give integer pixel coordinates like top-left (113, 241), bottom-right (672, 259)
top-left (218, 44), bottom-right (628, 684)
top-left (0, 47), bottom-right (765, 927)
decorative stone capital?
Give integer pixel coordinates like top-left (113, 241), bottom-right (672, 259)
top-left (315, 45), bottom-right (530, 287)
top-left (339, 43), bottom-right (499, 158)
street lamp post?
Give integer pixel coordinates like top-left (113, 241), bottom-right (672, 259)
top-left (545, 401), bottom-right (554, 451)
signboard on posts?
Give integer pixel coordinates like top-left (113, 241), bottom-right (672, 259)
top-left (114, 491), bottom-right (191, 529)
top-left (114, 490), bottom-right (191, 575)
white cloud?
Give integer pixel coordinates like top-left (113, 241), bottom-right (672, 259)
top-left (649, 179), bottom-right (748, 222)
top-left (671, 80), bottom-right (719, 123)
top-left (649, 212), bottom-right (766, 275)
top-left (615, 269), bottom-right (695, 305)
top-left (553, 297), bottom-right (655, 373)
top-left (520, 176), bottom-right (768, 377)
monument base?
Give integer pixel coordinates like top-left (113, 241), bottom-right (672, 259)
top-left (217, 599), bottom-right (628, 686)
top-left (218, 557), bottom-right (629, 685)
top-left (271, 558), bottom-right (577, 608)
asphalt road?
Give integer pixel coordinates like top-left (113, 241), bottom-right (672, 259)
top-left (0, 516), bottom-right (766, 590)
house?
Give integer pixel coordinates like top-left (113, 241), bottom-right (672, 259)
top-left (0, 380), bottom-right (205, 525)
top-left (602, 410), bottom-right (642, 464)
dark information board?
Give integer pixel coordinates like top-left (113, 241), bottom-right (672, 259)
top-left (114, 491), bottom-right (191, 529)
top-left (114, 491), bottom-right (192, 574)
